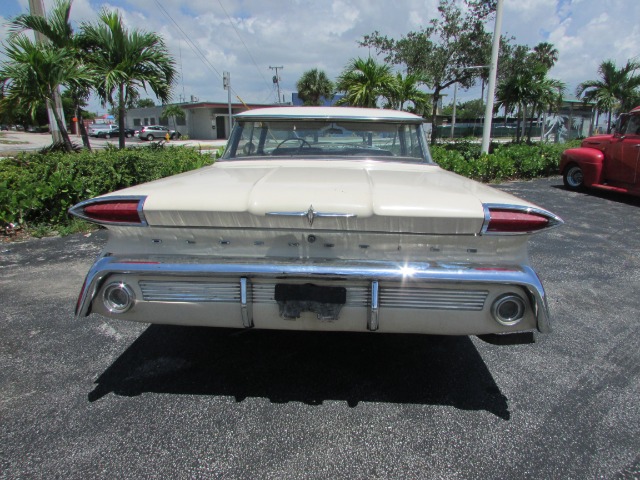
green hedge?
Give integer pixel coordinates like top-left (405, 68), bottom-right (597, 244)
top-left (430, 140), bottom-right (581, 183)
top-left (0, 145), bottom-right (215, 228)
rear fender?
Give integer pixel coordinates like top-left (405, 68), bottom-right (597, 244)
top-left (560, 148), bottom-right (604, 187)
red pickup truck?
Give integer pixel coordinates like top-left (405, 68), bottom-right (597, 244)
top-left (560, 106), bottom-right (640, 197)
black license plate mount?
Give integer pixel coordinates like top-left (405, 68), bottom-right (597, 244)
top-left (274, 283), bottom-right (347, 320)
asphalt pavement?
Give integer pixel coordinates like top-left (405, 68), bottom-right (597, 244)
top-left (1, 177), bottom-right (639, 479)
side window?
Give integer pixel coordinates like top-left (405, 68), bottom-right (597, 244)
top-left (625, 116), bottom-right (640, 136)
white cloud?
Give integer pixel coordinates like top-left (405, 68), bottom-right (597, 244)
top-left (2, 0), bottom-right (640, 113)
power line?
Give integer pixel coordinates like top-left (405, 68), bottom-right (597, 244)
top-left (216, 0), bottom-right (274, 100)
top-left (154, 0), bottom-right (245, 102)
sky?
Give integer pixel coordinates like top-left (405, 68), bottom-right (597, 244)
top-left (1, 0), bottom-right (639, 115)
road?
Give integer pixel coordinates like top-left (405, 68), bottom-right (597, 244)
top-left (0, 130), bottom-right (226, 156)
top-left (1, 177), bottom-right (639, 479)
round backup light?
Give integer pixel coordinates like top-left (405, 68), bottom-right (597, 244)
top-left (491, 294), bottom-right (526, 326)
top-left (103, 282), bottom-right (135, 313)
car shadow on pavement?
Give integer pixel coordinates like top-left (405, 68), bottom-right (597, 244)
top-left (88, 325), bottom-right (510, 419)
top-left (552, 185), bottom-right (640, 207)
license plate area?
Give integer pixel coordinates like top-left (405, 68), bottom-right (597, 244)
top-left (274, 283), bottom-right (347, 320)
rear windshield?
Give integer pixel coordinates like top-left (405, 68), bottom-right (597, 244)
top-left (222, 119), bottom-right (433, 163)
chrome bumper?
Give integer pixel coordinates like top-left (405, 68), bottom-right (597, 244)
top-left (76, 254), bottom-right (552, 333)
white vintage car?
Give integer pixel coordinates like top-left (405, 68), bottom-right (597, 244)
top-left (71, 107), bottom-right (562, 344)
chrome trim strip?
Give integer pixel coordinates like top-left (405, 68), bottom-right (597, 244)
top-left (75, 256), bottom-right (551, 333)
top-left (240, 277), bottom-right (253, 328)
top-left (68, 195), bottom-right (148, 227)
top-left (267, 205), bottom-right (357, 226)
top-left (368, 281), bottom-right (379, 331)
top-left (481, 203), bottom-right (564, 235)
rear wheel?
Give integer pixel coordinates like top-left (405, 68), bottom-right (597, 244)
top-left (146, 134), bottom-right (154, 141)
top-left (104, 133), bottom-right (111, 139)
top-left (126, 132), bottom-right (132, 138)
top-left (563, 164), bottom-right (585, 191)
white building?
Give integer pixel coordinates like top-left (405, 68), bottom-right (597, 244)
top-left (126, 101), bottom-right (275, 140)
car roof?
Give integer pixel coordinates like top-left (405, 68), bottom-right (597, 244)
top-left (235, 106), bottom-right (424, 123)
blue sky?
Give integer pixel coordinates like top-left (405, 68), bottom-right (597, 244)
top-left (1, 0), bottom-right (639, 114)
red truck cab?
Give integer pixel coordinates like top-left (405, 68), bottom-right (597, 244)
top-left (560, 106), bottom-right (640, 196)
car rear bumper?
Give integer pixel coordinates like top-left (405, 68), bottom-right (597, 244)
top-left (76, 254), bottom-right (552, 335)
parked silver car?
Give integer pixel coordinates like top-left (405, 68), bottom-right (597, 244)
top-left (137, 125), bottom-right (181, 141)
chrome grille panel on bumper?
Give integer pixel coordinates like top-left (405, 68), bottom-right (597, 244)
top-left (76, 255), bottom-right (551, 333)
top-left (140, 281), bottom-right (240, 302)
top-left (139, 280), bottom-right (488, 311)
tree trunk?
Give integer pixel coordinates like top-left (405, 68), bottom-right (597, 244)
top-left (50, 98), bottom-right (74, 152)
top-left (430, 88), bottom-right (441, 145)
top-left (118, 83), bottom-right (126, 149)
top-left (75, 104), bottom-right (92, 151)
top-left (606, 110), bottom-right (612, 134)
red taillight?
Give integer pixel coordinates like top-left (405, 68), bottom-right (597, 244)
top-left (487, 209), bottom-right (548, 232)
top-left (483, 205), bottom-right (563, 234)
top-left (69, 197), bottom-right (146, 225)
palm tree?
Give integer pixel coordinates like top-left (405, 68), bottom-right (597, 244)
top-left (9, 0), bottom-right (94, 149)
top-left (336, 57), bottom-right (393, 108)
top-left (80, 9), bottom-right (176, 148)
top-left (531, 42), bottom-right (559, 71)
top-left (382, 72), bottom-right (429, 112)
top-left (496, 49), bottom-right (565, 143)
top-left (576, 59), bottom-right (640, 133)
top-left (161, 104), bottom-right (185, 131)
top-left (0, 35), bottom-right (91, 152)
top-left (296, 68), bottom-right (334, 106)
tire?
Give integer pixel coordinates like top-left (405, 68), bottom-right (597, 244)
top-left (563, 164), bottom-right (585, 191)
top-left (146, 134), bottom-right (154, 141)
top-left (126, 133), bottom-right (132, 138)
top-left (104, 133), bottom-right (111, 139)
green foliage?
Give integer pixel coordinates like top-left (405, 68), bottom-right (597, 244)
top-left (361, 0), bottom-right (494, 142)
top-left (431, 140), bottom-right (580, 183)
top-left (0, 146), bottom-right (214, 228)
top-left (296, 68), bottom-right (335, 106)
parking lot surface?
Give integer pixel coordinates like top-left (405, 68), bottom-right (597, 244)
top-left (0, 130), bottom-right (226, 156)
top-left (1, 177), bottom-right (639, 479)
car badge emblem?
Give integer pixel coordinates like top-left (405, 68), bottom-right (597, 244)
top-left (306, 205), bottom-right (317, 226)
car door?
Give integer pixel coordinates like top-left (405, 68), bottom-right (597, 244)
top-left (607, 114), bottom-right (640, 185)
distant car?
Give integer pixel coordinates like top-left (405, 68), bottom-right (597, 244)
top-left (0, 125), bottom-right (9, 131)
top-left (560, 105), bottom-right (640, 197)
top-left (95, 127), bottom-right (135, 139)
top-left (137, 125), bottom-right (181, 141)
top-left (88, 124), bottom-right (118, 137)
top-left (70, 106), bottom-right (564, 344)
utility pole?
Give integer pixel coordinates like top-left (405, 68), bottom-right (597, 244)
top-left (481, 0), bottom-right (504, 154)
top-left (223, 71), bottom-right (232, 135)
top-left (269, 66), bottom-right (283, 104)
top-left (28, 0), bottom-right (64, 143)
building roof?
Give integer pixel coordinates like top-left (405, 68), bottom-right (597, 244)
top-left (180, 102), bottom-right (275, 110)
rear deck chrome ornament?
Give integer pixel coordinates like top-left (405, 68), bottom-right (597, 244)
top-left (306, 205), bottom-right (317, 226)
top-left (267, 205), bottom-right (357, 226)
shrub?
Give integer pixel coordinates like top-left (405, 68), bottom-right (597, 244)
top-left (0, 145), bottom-right (214, 228)
top-left (431, 140), bottom-right (580, 182)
